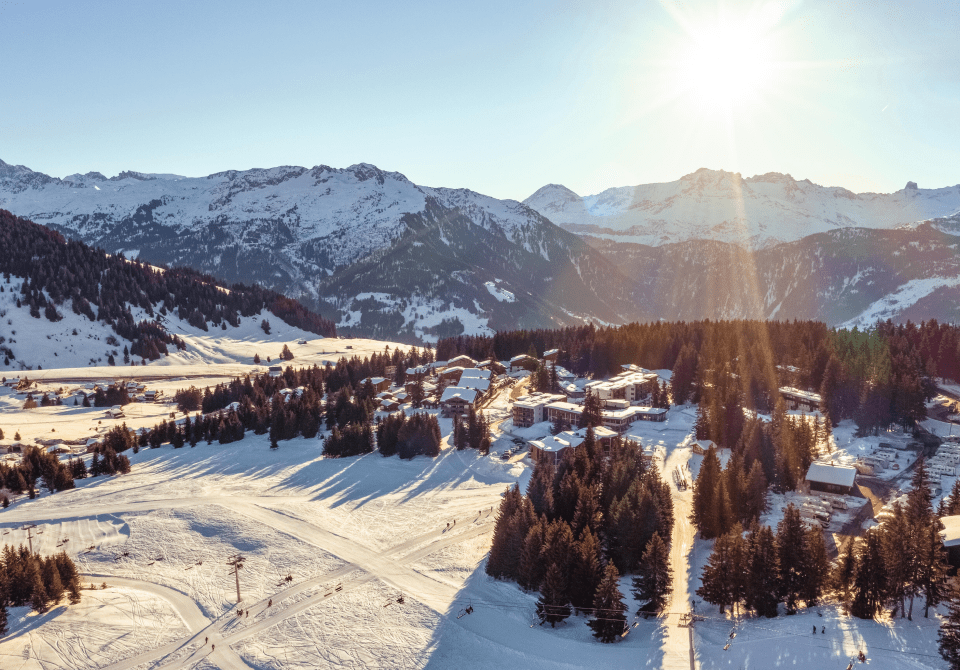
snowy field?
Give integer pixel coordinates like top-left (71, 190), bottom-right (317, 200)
top-left (0, 354), bottom-right (953, 668)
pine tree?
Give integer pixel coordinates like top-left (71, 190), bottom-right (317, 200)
top-left (588, 563), bottom-right (627, 643)
top-left (697, 530), bottom-right (743, 614)
top-left (693, 446), bottom-right (722, 538)
top-left (42, 557), bottom-right (65, 604)
top-left (569, 527), bottom-right (602, 612)
top-left (632, 533), bottom-right (672, 614)
top-left (919, 521), bottom-right (949, 618)
top-left (30, 567), bottom-right (48, 613)
top-left (776, 504), bottom-right (808, 614)
top-left (833, 540), bottom-right (857, 611)
top-left (801, 527), bottom-right (829, 607)
top-left (518, 520), bottom-right (547, 591)
top-left (744, 524), bottom-right (780, 617)
top-left (850, 530), bottom-right (888, 619)
top-left (536, 563), bottom-right (572, 627)
top-left (487, 485), bottom-right (522, 578)
top-left (940, 581), bottom-right (960, 669)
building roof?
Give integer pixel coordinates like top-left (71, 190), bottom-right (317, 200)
top-left (543, 348), bottom-right (560, 357)
top-left (458, 378), bottom-right (491, 392)
top-left (570, 426), bottom-right (618, 440)
top-left (942, 515), bottom-right (960, 547)
top-left (530, 433), bottom-right (584, 453)
top-left (510, 354), bottom-right (537, 363)
top-left (514, 393), bottom-right (566, 409)
top-left (440, 387), bottom-right (478, 404)
top-left (780, 386), bottom-right (823, 404)
top-left (459, 368), bottom-right (492, 380)
top-left (805, 462), bottom-right (857, 488)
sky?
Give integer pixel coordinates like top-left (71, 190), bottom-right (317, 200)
top-left (1, 0), bottom-right (958, 200)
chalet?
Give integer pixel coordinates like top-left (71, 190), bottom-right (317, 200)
top-left (458, 377), bottom-right (491, 394)
top-left (509, 354), bottom-right (539, 373)
top-left (447, 354), bottom-right (477, 369)
top-left (780, 387), bottom-right (822, 412)
top-left (360, 377), bottom-right (391, 394)
top-left (561, 383), bottom-right (585, 401)
top-left (384, 365), bottom-right (397, 377)
top-left (512, 393), bottom-right (566, 428)
top-left (460, 368), bottom-right (492, 381)
top-left (439, 366), bottom-right (465, 384)
top-left (380, 399), bottom-right (401, 412)
top-left (641, 444), bottom-right (667, 464)
top-left (105, 407), bottom-right (125, 419)
top-left (805, 462), bottom-right (857, 495)
top-left (569, 425), bottom-right (617, 455)
top-left (940, 515), bottom-right (960, 569)
top-left (530, 433), bottom-right (583, 465)
top-left (553, 366), bottom-right (576, 382)
top-left (439, 387), bottom-right (479, 417)
top-left (268, 366), bottom-right (284, 377)
top-left (406, 365), bottom-right (429, 377)
top-left (692, 440), bottom-right (716, 455)
top-left (543, 348), bottom-right (560, 363)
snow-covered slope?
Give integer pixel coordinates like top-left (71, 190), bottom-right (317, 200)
top-left (525, 169), bottom-right (960, 248)
top-left (0, 159), bottom-right (638, 338)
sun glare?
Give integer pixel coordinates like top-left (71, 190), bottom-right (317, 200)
top-left (679, 19), bottom-right (775, 107)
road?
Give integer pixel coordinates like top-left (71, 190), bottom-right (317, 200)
top-left (659, 443), bottom-right (697, 670)
top-left (9, 495), bottom-right (496, 670)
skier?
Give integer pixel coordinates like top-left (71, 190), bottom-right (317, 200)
top-left (813, 625), bottom-right (817, 634)
top-left (205, 637), bottom-right (208, 644)
top-left (821, 626), bottom-right (825, 634)
top-left (268, 599), bottom-right (273, 607)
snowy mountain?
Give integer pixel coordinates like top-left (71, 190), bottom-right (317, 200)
top-left (524, 169), bottom-right (960, 248)
top-left (0, 159), bottom-right (639, 340)
top-left (588, 212), bottom-right (960, 326)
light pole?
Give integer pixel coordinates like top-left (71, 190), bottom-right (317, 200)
top-left (227, 554), bottom-right (245, 603)
top-left (22, 524), bottom-right (37, 554)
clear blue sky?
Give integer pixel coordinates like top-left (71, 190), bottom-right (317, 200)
top-left (1, 0), bottom-right (958, 199)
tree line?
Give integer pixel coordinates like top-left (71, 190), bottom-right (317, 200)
top-left (0, 547), bottom-right (82, 633)
top-left (487, 429), bottom-right (673, 641)
top-left (0, 209), bottom-right (336, 366)
top-left (697, 461), bottom-right (949, 623)
top-left (439, 319), bottom-right (952, 433)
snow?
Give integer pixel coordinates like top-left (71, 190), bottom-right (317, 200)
top-left (806, 462), bottom-right (858, 488)
top-left (0, 356), bottom-right (952, 669)
top-left (840, 276), bottom-right (960, 329)
top-left (483, 281), bottom-right (517, 303)
top-left (525, 168), bottom-right (960, 249)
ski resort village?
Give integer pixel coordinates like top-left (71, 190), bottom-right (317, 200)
top-left (2, 249), bottom-right (960, 670)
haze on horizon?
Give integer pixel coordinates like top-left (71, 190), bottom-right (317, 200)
top-left (1, 0), bottom-right (958, 201)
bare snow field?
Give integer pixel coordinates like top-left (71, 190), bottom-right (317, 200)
top-left (0, 354), bottom-right (952, 669)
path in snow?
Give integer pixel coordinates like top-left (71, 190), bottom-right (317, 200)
top-left (660, 441), bottom-right (696, 670)
top-left (7, 494), bottom-right (496, 670)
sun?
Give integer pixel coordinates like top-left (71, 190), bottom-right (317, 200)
top-left (678, 19), bottom-right (777, 108)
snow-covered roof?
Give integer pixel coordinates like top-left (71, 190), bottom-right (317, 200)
top-left (458, 378), bottom-right (490, 392)
top-left (459, 368), bottom-right (491, 380)
top-left (510, 354), bottom-right (536, 363)
top-left (514, 393), bottom-right (566, 409)
top-left (780, 386), bottom-right (822, 403)
top-left (439, 387), bottom-right (478, 404)
top-left (543, 348), bottom-right (559, 357)
top-left (405, 366), bottom-right (428, 375)
top-left (805, 462), bottom-right (857, 488)
top-left (530, 433), bottom-right (584, 453)
top-left (942, 515), bottom-right (960, 547)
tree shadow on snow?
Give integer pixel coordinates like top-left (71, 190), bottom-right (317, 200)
top-left (417, 561), bottom-right (668, 670)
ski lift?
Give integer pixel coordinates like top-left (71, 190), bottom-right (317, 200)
top-left (723, 642), bottom-right (731, 651)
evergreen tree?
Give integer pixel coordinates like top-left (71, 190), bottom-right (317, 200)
top-left (632, 533), bottom-right (672, 614)
top-left (487, 485), bottom-right (522, 579)
top-left (697, 529), bottom-right (743, 614)
top-left (518, 520), bottom-right (547, 591)
top-left (569, 527), bottom-right (602, 612)
top-left (940, 581), bottom-right (960, 669)
top-left (833, 540), bottom-right (857, 611)
top-left (692, 446), bottom-right (722, 538)
top-left (801, 527), bottom-right (830, 607)
top-left (588, 563), bottom-right (627, 643)
top-left (536, 563), bottom-right (572, 627)
top-left (744, 524), bottom-right (780, 617)
top-left (776, 504), bottom-right (808, 614)
top-left (919, 521), bottom-right (949, 619)
top-left (850, 530), bottom-right (888, 619)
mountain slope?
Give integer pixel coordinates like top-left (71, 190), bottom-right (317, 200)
top-left (525, 169), bottom-right (960, 248)
top-left (0, 209), bottom-right (336, 370)
top-left (0, 159), bottom-right (639, 340)
top-left (586, 214), bottom-right (960, 326)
